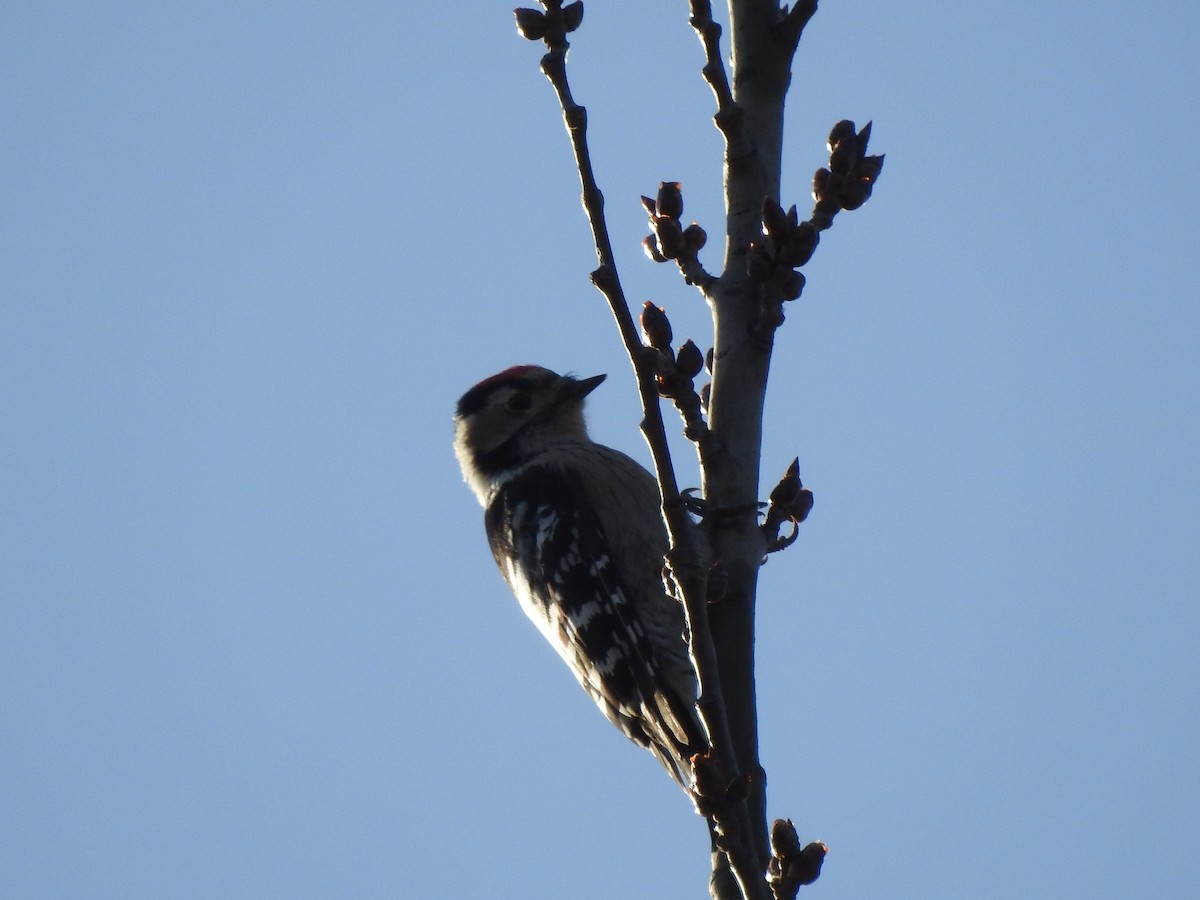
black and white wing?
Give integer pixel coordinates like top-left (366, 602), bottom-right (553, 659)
top-left (484, 463), bottom-right (703, 786)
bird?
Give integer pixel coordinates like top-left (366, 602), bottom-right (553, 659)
top-left (453, 364), bottom-right (705, 789)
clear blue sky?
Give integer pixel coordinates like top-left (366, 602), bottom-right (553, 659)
top-left (3, 2), bottom-right (1198, 898)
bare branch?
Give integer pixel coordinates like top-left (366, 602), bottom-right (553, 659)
top-left (520, 7), bottom-right (767, 897)
top-left (514, 3), bottom-right (885, 898)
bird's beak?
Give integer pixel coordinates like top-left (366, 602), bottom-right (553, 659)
top-left (567, 373), bottom-right (606, 399)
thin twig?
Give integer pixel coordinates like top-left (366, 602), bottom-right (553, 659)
top-left (534, 26), bottom-right (768, 900)
top-left (688, 0), bottom-right (750, 160)
top-left (679, 250), bottom-right (718, 289)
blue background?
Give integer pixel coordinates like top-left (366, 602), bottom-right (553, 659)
top-left (4, 2), bottom-right (1197, 897)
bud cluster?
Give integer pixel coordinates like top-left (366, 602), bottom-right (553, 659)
top-left (689, 751), bottom-right (752, 820)
top-left (639, 301), bottom-right (710, 442)
top-left (642, 182), bottom-right (709, 282)
top-left (811, 119), bottom-right (884, 229)
top-left (748, 196), bottom-right (819, 303)
top-left (767, 819), bottom-right (827, 897)
top-left (761, 458), bottom-right (813, 553)
top-left (513, 0), bottom-right (584, 44)
top-left (749, 120), bottom-right (883, 335)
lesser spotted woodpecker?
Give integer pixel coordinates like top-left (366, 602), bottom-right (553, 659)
top-left (454, 365), bottom-right (704, 788)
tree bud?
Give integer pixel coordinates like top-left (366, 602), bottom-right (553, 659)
top-left (561, 1), bottom-right (584, 33)
top-left (829, 139), bottom-right (857, 176)
top-left (682, 222), bottom-right (707, 250)
top-left (789, 842), bottom-right (828, 886)
top-left (640, 301), bottom-right (673, 349)
top-left (812, 167), bottom-right (833, 204)
top-left (858, 153), bottom-right (885, 182)
top-left (828, 118), bottom-right (859, 176)
top-left (827, 119), bottom-right (857, 153)
top-left (746, 241), bottom-right (773, 281)
top-left (794, 488), bottom-right (814, 523)
top-left (781, 269), bottom-right (806, 301)
top-left (769, 458), bottom-right (803, 507)
top-left (675, 339), bottom-right (704, 379)
top-left (856, 120), bottom-right (873, 153)
top-left (771, 818), bottom-right (802, 857)
top-left (761, 195), bottom-right (789, 238)
top-left (655, 181), bottom-right (684, 220)
top-left (690, 752), bottom-right (724, 799)
top-left (642, 233), bottom-right (667, 263)
top-left (778, 221), bottom-right (819, 267)
top-left (838, 179), bottom-right (872, 210)
top-left (654, 215), bottom-right (685, 259)
top-left (513, 8), bottom-right (547, 40)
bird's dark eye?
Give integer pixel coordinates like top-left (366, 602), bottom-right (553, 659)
top-left (506, 391), bottom-right (532, 413)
